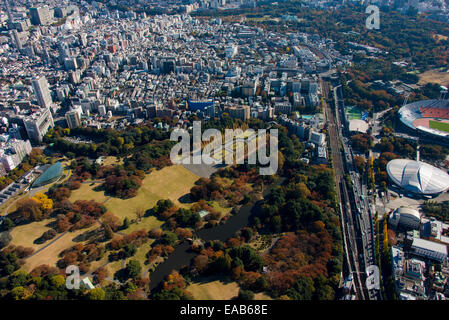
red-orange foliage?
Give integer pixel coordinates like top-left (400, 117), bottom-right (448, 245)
top-left (109, 229), bottom-right (148, 250)
top-left (192, 254), bottom-right (209, 272)
top-left (175, 227), bottom-right (193, 240)
top-left (240, 271), bottom-right (262, 289)
top-left (163, 271), bottom-right (186, 291)
top-left (30, 264), bottom-right (60, 277)
top-left (94, 267), bottom-right (108, 284)
top-left (263, 229), bottom-right (333, 296)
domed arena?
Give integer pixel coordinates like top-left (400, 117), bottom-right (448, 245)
top-left (386, 159), bottom-right (449, 195)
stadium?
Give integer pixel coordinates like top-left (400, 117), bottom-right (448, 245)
top-left (386, 159), bottom-right (449, 195)
top-left (398, 99), bottom-right (449, 140)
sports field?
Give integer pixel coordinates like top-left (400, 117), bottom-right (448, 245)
top-left (345, 106), bottom-right (362, 120)
top-left (429, 119), bottom-right (449, 133)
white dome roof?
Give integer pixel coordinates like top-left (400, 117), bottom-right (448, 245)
top-left (387, 159), bottom-right (449, 195)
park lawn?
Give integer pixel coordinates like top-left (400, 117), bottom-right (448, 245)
top-left (429, 120), bottom-right (449, 133)
top-left (69, 165), bottom-right (199, 224)
top-left (419, 69), bottom-right (449, 86)
top-left (254, 292), bottom-right (272, 300)
top-left (121, 216), bottom-right (164, 235)
top-left (69, 182), bottom-right (108, 203)
top-left (209, 201), bottom-right (232, 217)
top-left (0, 192), bottom-right (26, 215)
top-left (105, 260), bottom-right (123, 278)
top-left (93, 165), bottom-right (199, 223)
top-left (187, 277), bottom-right (239, 300)
top-left (102, 156), bottom-right (124, 166)
top-left (187, 277), bottom-right (272, 300)
top-left (246, 16), bottom-right (271, 22)
top-left (130, 240), bottom-right (154, 273)
top-left (21, 223), bottom-right (100, 272)
top-left (87, 255), bottom-right (110, 274)
top-left (9, 218), bottom-right (54, 251)
top-left (103, 238), bottom-right (154, 278)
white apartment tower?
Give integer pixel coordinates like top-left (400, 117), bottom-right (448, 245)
top-left (32, 76), bottom-right (53, 109)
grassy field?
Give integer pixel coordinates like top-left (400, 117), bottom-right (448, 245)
top-left (21, 223), bottom-right (100, 272)
top-left (418, 69), bottom-right (449, 86)
top-left (70, 165), bottom-right (200, 223)
top-left (9, 219), bottom-right (54, 251)
top-left (345, 106), bottom-right (363, 120)
top-left (187, 277), bottom-right (272, 300)
top-left (87, 255), bottom-right (109, 274)
top-left (102, 156), bottom-right (124, 166)
top-left (9, 165), bottom-right (200, 274)
top-left (121, 216), bottom-right (163, 234)
top-left (246, 16), bottom-right (271, 22)
top-left (106, 259), bottom-right (123, 277)
top-left (69, 182), bottom-right (108, 203)
top-left (132, 240), bottom-right (153, 270)
top-left (429, 120), bottom-right (449, 133)
top-left (104, 240), bottom-right (154, 278)
top-left (209, 201), bottom-right (232, 218)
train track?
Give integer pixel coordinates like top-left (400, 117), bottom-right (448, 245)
top-left (322, 80), bottom-right (367, 300)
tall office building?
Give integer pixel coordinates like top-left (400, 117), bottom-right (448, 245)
top-left (225, 105), bottom-right (250, 121)
top-left (65, 110), bottom-right (81, 129)
top-left (22, 108), bottom-right (54, 143)
top-left (30, 6), bottom-right (53, 26)
top-left (32, 76), bottom-right (53, 109)
top-left (10, 30), bottom-right (23, 50)
top-left (0, 139), bottom-right (33, 172)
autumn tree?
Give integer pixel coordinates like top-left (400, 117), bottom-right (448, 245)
top-left (163, 271), bottom-right (186, 291)
top-left (94, 267), bottom-right (108, 285)
top-left (101, 212), bottom-right (120, 231)
top-left (175, 227), bottom-right (193, 240)
top-left (32, 193), bottom-right (53, 212)
top-left (16, 198), bottom-right (43, 221)
top-left (135, 207), bottom-right (145, 223)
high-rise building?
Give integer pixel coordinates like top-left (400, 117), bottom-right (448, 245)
top-left (225, 105), bottom-right (250, 121)
top-left (30, 6), bottom-right (53, 26)
top-left (65, 110), bottom-right (81, 129)
top-left (98, 105), bottom-right (107, 117)
top-left (10, 30), bottom-right (23, 50)
top-left (32, 76), bottom-right (53, 109)
top-left (0, 139), bottom-right (32, 172)
top-left (22, 108), bottom-right (54, 143)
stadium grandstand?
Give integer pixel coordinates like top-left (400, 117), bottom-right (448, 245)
top-left (399, 99), bottom-right (449, 140)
